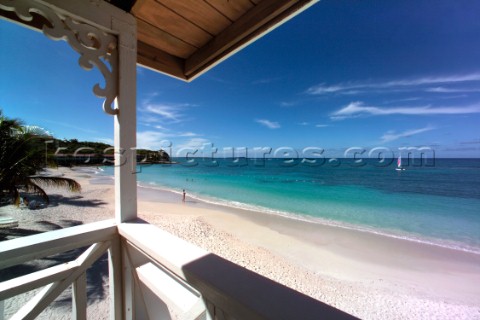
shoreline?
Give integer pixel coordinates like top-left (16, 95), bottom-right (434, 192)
top-left (133, 177), bottom-right (480, 256)
top-left (3, 167), bottom-right (479, 319)
top-left (134, 179), bottom-right (480, 303)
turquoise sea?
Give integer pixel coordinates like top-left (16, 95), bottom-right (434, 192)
top-left (102, 158), bottom-right (480, 254)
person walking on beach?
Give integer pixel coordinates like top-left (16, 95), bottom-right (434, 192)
top-left (182, 189), bottom-right (186, 203)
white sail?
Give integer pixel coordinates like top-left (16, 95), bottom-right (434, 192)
top-left (396, 156), bottom-right (405, 171)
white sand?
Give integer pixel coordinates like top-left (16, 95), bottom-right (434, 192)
top-left (1, 167), bottom-right (479, 319)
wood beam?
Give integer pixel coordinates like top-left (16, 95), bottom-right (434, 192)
top-left (185, 0), bottom-right (314, 78)
top-left (137, 41), bottom-right (187, 80)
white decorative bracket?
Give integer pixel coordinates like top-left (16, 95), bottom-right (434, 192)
top-left (0, 0), bottom-right (119, 115)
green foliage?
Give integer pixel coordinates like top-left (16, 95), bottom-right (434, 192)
top-left (1, 109), bottom-right (171, 205)
top-left (0, 110), bottom-right (81, 205)
top-left (51, 139), bottom-right (113, 155)
top-left (50, 140), bottom-right (171, 165)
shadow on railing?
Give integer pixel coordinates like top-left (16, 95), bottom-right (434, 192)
top-left (183, 254), bottom-right (356, 320)
top-left (120, 220), bottom-right (358, 320)
top-left (1, 219), bottom-right (358, 320)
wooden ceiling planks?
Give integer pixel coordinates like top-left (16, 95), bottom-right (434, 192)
top-left (185, 0), bottom-right (304, 77)
top-left (1, 0), bottom-right (318, 81)
top-left (137, 19), bottom-right (196, 59)
top-left (153, 0), bottom-right (231, 35)
top-left (205, 0), bottom-right (255, 21)
top-left (137, 41), bottom-right (186, 80)
top-left (132, 0), bottom-right (212, 48)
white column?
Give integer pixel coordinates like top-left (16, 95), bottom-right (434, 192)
top-left (113, 16), bottom-right (138, 223)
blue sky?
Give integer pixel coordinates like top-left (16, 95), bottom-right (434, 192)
top-left (1, 0), bottom-right (480, 158)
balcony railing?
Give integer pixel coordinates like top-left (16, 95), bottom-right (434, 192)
top-left (0, 220), bottom-right (356, 320)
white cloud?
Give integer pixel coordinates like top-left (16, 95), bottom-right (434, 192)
top-left (307, 83), bottom-right (352, 95)
top-left (381, 126), bottom-right (435, 143)
top-left (140, 99), bottom-right (196, 124)
top-left (383, 97), bottom-right (422, 104)
top-left (137, 131), bottom-right (168, 150)
top-left (315, 124), bottom-right (329, 128)
top-left (331, 101), bottom-right (480, 119)
top-left (178, 132), bottom-right (199, 137)
top-left (144, 104), bottom-right (184, 122)
top-left (298, 122), bottom-right (309, 126)
top-left (425, 87), bottom-right (480, 93)
top-left (307, 72), bottom-right (480, 95)
top-left (255, 119), bottom-right (280, 129)
top-left (136, 128), bottom-right (205, 152)
top-left (139, 114), bottom-right (162, 124)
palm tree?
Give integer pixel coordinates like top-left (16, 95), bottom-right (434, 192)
top-left (0, 110), bottom-right (81, 206)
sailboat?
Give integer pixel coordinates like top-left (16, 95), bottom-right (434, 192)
top-left (395, 155), bottom-right (406, 171)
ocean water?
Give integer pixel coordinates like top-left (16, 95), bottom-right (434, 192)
top-left (102, 158), bottom-right (480, 254)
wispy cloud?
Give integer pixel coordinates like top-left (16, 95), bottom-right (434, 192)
top-left (137, 130), bottom-right (203, 150)
top-left (137, 131), bottom-right (169, 150)
top-left (425, 87), bottom-right (480, 93)
top-left (383, 97), bottom-right (422, 104)
top-left (331, 101), bottom-right (480, 119)
top-left (139, 99), bottom-right (197, 126)
top-left (315, 124), bottom-right (329, 128)
top-left (178, 132), bottom-right (199, 137)
top-left (144, 104), bottom-right (185, 122)
top-left (297, 122), bottom-right (309, 126)
top-left (380, 126), bottom-right (435, 143)
top-left (255, 119), bottom-right (280, 129)
top-left (307, 72), bottom-right (480, 95)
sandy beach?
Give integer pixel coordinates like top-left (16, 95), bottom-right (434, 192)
top-left (1, 167), bottom-right (479, 319)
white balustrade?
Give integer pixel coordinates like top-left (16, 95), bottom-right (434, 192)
top-left (0, 219), bottom-right (354, 320)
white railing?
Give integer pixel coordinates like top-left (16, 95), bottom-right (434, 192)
top-left (0, 220), bottom-right (120, 320)
top-left (0, 220), bottom-right (356, 320)
top-left (118, 222), bottom-right (356, 320)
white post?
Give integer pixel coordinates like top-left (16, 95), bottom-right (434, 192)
top-left (108, 236), bottom-right (123, 320)
top-left (122, 244), bottom-right (135, 320)
top-left (113, 16), bottom-right (138, 223)
top-left (72, 272), bottom-right (87, 320)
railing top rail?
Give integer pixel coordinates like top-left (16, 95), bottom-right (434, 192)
top-left (119, 221), bottom-right (357, 320)
top-left (119, 221), bottom-right (207, 274)
top-left (0, 219), bottom-right (117, 269)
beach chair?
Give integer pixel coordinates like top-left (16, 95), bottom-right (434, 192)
top-left (0, 216), bottom-right (19, 229)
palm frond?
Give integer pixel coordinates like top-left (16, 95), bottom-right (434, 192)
top-left (30, 177), bottom-right (82, 192)
top-left (24, 180), bottom-right (49, 204)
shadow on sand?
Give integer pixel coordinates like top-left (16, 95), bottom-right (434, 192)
top-left (1, 222), bottom-right (110, 308)
top-left (44, 194), bottom-right (108, 208)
